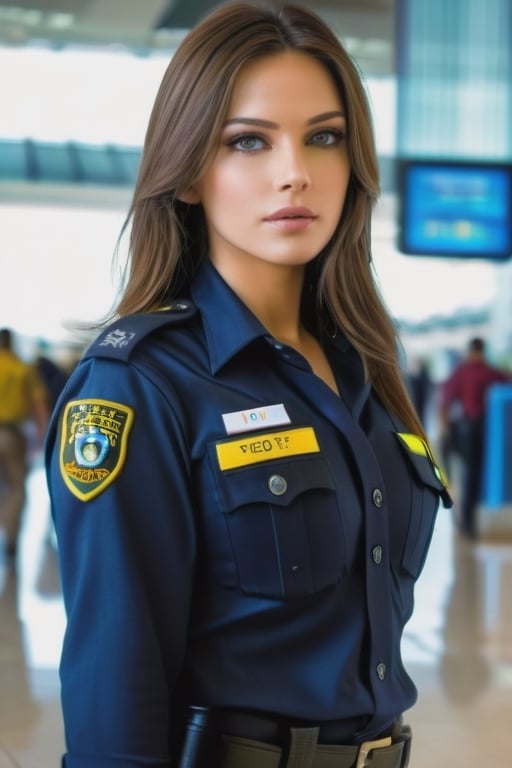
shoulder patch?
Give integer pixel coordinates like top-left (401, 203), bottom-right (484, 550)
top-left (59, 399), bottom-right (134, 501)
top-left (84, 300), bottom-right (197, 362)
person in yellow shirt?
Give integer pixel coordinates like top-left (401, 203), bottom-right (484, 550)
top-left (0, 328), bottom-right (49, 559)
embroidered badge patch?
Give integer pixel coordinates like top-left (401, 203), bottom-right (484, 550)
top-left (59, 399), bottom-right (134, 501)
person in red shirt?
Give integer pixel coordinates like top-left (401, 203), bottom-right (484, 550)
top-left (439, 337), bottom-right (510, 539)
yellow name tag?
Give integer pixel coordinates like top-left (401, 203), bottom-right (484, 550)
top-left (216, 426), bottom-right (320, 470)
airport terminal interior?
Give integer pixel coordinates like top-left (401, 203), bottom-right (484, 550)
top-left (1, 1), bottom-right (512, 767)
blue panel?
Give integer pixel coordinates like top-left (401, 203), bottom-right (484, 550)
top-left (0, 139), bottom-right (142, 187)
top-left (0, 140), bottom-right (27, 180)
top-left (34, 142), bottom-right (75, 182)
top-left (482, 384), bottom-right (512, 507)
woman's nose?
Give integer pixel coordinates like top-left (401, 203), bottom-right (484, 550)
top-left (274, 146), bottom-right (311, 191)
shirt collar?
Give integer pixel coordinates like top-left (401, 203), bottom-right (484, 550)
top-left (189, 259), bottom-right (370, 415)
top-left (190, 259), bottom-right (269, 374)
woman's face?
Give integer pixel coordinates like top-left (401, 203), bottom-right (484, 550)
top-left (189, 51), bottom-right (351, 278)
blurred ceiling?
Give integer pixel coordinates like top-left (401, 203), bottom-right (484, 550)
top-left (0, 0), bottom-right (395, 75)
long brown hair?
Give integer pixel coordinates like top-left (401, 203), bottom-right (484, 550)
top-left (114, 0), bottom-right (426, 439)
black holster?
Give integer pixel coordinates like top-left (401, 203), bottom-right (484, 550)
top-left (177, 706), bottom-right (216, 768)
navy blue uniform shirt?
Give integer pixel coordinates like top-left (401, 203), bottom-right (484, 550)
top-left (46, 259), bottom-right (450, 768)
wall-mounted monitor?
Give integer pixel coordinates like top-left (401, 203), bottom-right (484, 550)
top-left (397, 159), bottom-right (512, 260)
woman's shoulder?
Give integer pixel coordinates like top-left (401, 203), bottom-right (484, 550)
top-left (45, 301), bottom-right (200, 451)
top-left (82, 299), bottom-right (198, 365)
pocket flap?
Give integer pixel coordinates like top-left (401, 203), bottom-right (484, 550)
top-left (396, 432), bottom-right (453, 508)
top-left (214, 454), bottom-right (335, 511)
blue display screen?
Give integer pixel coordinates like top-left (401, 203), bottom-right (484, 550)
top-left (398, 161), bottom-right (512, 260)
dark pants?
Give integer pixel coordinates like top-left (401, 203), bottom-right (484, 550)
top-left (457, 417), bottom-right (484, 538)
top-left (0, 424), bottom-right (28, 552)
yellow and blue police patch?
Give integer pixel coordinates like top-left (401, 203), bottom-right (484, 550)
top-left (59, 398), bottom-right (134, 501)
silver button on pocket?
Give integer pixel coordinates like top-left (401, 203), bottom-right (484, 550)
top-left (268, 474), bottom-right (288, 496)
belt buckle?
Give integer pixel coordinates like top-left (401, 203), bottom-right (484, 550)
top-left (355, 735), bottom-right (392, 768)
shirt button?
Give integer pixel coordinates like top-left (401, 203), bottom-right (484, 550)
top-left (372, 545), bottom-right (383, 564)
top-left (264, 336), bottom-right (283, 350)
top-left (372, 488), bottom-right (383, 507)
top-left (376, 662), bottom-right (386, 681)
top-left (268, 474), bottom-right (287, 496)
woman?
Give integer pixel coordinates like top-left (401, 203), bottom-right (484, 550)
top-left (46, 2), bottom-right (451, 767)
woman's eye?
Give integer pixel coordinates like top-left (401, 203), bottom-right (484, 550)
top-left (229, 134), bottom-right (267, 152)
top-left (309, 129), bottom-right (345, 147)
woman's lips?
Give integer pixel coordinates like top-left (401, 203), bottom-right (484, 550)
top-left (264, 206), bottom-right (316, 232)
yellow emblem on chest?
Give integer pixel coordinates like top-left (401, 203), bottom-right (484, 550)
top-left (216, 426), bottom-right (320, 470)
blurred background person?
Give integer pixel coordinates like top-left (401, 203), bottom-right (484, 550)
top-left (439, 337), bottom-right (511, 540)
top-left (0, 328), bottom-right (49, 560)
top-left (34, 338), bottom-right (69, 413)
top-left (406, 356), bottom-right (433, 429)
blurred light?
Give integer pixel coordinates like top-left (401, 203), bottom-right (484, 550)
top-left (0, 6), bottom-right (43, 25)
top-left (0, 42), bottom-right (396, 153)
top-left (48, 13), bottom-right (74, 30)
top-left (0, 44), bottom-right (170, 145)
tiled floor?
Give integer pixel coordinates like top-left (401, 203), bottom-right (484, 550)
top-left (1, 459), bottom-right (512, 768)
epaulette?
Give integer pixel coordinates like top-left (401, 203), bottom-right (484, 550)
top-left (83, 300), bottom-right (197, 363)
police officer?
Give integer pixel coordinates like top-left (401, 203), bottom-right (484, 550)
top-left (45, 3), bottom-right (451, 767)
top-left (0, 328), bottom-right (48, 558)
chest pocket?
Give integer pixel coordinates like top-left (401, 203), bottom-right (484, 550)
top-left (395, 433), bottom-right (452, 579)
top-left (212, 453), bottom-right (345, 600)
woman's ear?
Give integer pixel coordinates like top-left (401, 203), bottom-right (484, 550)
top-left (178, 187), bottom-right (201, 204)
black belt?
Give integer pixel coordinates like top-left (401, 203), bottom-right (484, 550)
top-left (220, 731), bottom-right (409, 768)
top-left (214, 709), bottom-right (377, 746)
top-left (215, 710), bottom-right (411, 768)
top-left (178, 707), bottom-right (411, 768)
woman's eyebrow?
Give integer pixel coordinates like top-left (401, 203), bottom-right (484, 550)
top-left (224, 117), bottom-right (279, 129)
top-left (224, 111), bottom-right (346, 129)
top-left (307, 110), bottom-right (346, 125)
